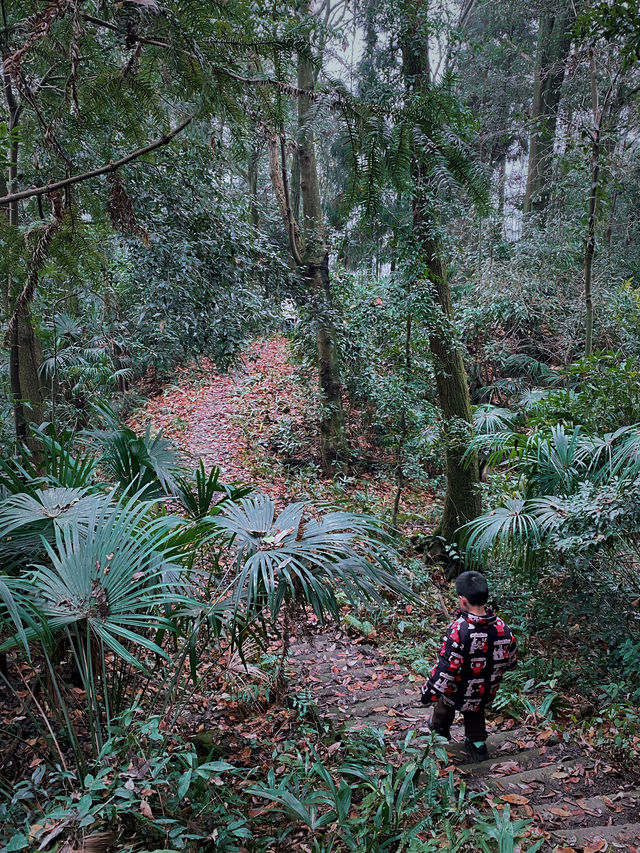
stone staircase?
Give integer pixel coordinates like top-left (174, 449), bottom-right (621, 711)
top-left (290, 632), bottom-right (640, 852)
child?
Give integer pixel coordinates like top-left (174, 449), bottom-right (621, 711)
top-left (421, 570), bottom-right (517, 761)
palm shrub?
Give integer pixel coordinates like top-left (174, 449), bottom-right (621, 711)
top-left (86, 424), bottom-right (183, 499)
top-left (209, 494), bottom-right (411, 690)
top-left (0, 424), bottom-right (245, 773)
top-left (0, 427), bottom-right (409, 776)
top-left (0, 491), bottom-right (201, 766)
top-left (0, 425), bottom-right (98, 497)
top-left (461, 418), bottom-right (640, 578)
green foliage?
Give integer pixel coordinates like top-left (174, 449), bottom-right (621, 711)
top-left (473, 805), bottom-right (543, 853)
top-left (247, 734), bottom-right (466, 852)
top-left (576, 0), bottom-right (640, 66)
top-left (175, 459), bottom-right (252, 520)
top-left (86, 403), bottom-right (183, 498)
top-left (0, 717), bottom-right (247, 853)
top-left (212, 494), bottom-right (410, 624)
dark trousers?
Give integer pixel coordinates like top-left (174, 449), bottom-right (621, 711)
top-left (432, 697), bottom-right (487, 742)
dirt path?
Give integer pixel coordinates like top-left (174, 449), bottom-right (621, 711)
top-left (134, 338), bottom-right (301, 498)
top-left (138, 338), bottom-right (640, 852)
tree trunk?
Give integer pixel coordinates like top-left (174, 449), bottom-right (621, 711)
top-left (2, 65), bottom-right (45, 441)
top-left (523, 12), bottom-right (572, 217)
top-left (296, 38), bottom-right (348, 473)
top-left (401, 11), bottom-right (481, 544)
top-left (584, 142), bottom-right (599, 358)
top-left (248, 141), bottom-right (260, 227)
top-left (425, 244), bottom-right (481, 539)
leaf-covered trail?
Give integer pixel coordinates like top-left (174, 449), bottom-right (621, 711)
top-left (135, 338), bottom-right (640, 852)
top-left (133, 338), bottom-right (301, 499)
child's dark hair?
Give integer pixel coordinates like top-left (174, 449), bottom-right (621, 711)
top-left (455, 571), bottom-right (489, 605)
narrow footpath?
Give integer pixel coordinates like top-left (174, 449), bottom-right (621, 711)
top-left (139, 338), bottom-right (640, 853)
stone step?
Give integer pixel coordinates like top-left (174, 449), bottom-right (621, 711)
top-left (458, 747), bottom-right (544, 775)
top-left (552, 821), bottom-right (640, 847)
top-left (313, 682), bottom-right (416, 696)
top-left (390, 726), bottom-right (541, 757)
top-left (537, 788), bottom-right (640, 822)
top-left (323, 695), bottom-right (419, 717)
top-left (452, 728), bottom-right (557, 760)
top-left (485, 757), bottom-right (595, 791)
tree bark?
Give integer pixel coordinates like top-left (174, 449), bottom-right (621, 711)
top-left (266, 34), bottom-right (349, 473)
top-left (248, 141), bottom-right (260, 227)
top-left (584, 138), bottom-right (599, 358)
top-left (401, 9), bottom-right (481, 544)
top-left (523, 12), bottom-right (572, 217)
top-left (287, 28), bottom-right (348, 473)
top-left (2, 64), bottom-right (45, 441)
top-left (583, 52), bottom-right (623, 357)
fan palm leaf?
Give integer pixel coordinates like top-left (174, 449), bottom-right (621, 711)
top-left (208, 494), bottom-right (410, 624)
top-left (610, 425), bottom-right (640, 479)
top-left (25, 494), bottom-right (194, 669)
top-left (460, 498), bottom-right (543, 568)
top-left (472, 405), bottom-right (517, 435)
top-left (0, 488), bottom-right (114, 566)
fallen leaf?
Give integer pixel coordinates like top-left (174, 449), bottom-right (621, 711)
top-left (549, 806), bottom-right (573, 817)
top-left (140, 799), bottom-right (153, 819)
top-left (583, 839), bottom-right (607, 853)
top-left (500, 794), bottom-right (529, 805)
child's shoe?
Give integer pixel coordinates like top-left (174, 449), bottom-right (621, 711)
top-left (464, 738), bottom-right (488, 761)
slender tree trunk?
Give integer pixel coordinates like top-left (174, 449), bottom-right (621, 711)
top-left (2, 65), bottom-right (45, 441)
top-left (296, 39), bottom-right (348, 473)
top-left (584, 143), bottom-right (599, 358)
top-left (495, 152), bottom-right (506, 240)
top-left (401, 13), bottom-right (481, 544)
top-left (425, 243), bottom-right (481, 539)
top-left (523, 12), bottom-right (572, 217)
top-left (291, 147), bottom-right (300, 225)
top-left (248, 141), bottom-right (260, 227)
top-left (392, 311), bottom-right (412, 529)
top-left (584, 53), bottom-right (606, 358)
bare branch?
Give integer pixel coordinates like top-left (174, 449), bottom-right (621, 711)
top-left (0, 114), bottom-right (195, 206)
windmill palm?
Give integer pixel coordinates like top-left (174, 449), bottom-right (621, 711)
top-left (209, 494), bottom-right (410, 690)
top-left (0, 488), bottom-right (114, 571)
top-left (472, 405), bottom-right (518, 436)
top-left (2, 493), bottom-right (195, 754)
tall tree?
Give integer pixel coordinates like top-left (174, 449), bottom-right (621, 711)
top-left (523, 8), bottom-right (573, 217)
top-left (1, 37), bottom-right (45, 441)
top-left (267, 10), bottom-right (348, 473)
top-left (399, 5), bottom-right (482, 544)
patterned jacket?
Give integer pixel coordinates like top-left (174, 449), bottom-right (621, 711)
top-left (421, 608), bottom-right (518, 712)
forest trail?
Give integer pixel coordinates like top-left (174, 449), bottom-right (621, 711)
top-left (139, 339), bottom-right (640, 853)
top-left (291, 628), bottom-right (640, 852)
top-left (133, 338), bottom-right (300, 499)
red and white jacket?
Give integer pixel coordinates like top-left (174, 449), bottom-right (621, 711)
top-left (421, 608), bottom-right (518, 712)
